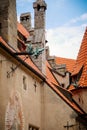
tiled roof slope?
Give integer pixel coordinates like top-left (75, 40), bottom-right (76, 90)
top-left (55, 57), bottom-right (76, 73)
top-left (72, 27), bottom-right (87, 76)
top-left (17, 22), bottom-right (29, 38)
top-left (46, 61), bottom-right (84, 114)
top-left (46, 61), bottom-right (59, 86)
top-left (0, 37), bottom-right (44, 78)
top-left (78, 57), bottom-right (87, 87)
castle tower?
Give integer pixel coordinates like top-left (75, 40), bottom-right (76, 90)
top-left (31, 0), bottom-right (47, 74)
top-left (20, 12), bottom-right (31, 32)
top-left (33, 0), bottom-right (47, 29)
top-left (0, 0), bottom-right (17, 50)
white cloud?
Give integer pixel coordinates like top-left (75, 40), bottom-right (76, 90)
top-left (66, 13), bottom-right (87, 25)
top-left (46, 25), bottom-right (86, 59)
top-left (46, 13), bottom-right (87, 59)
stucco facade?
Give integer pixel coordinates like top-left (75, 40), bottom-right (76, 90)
top-left (0, 47), bottom-right (79, 130)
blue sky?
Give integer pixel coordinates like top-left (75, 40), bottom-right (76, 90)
top-left (16, 0), bottom-right (87, 59)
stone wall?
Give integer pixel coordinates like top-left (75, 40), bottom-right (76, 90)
top-left (0, 0), bottom-right (17, 50)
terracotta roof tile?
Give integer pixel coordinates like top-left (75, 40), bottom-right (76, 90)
top-left (0, 37), bottom-right (15, 52)
top-left (78, 57), bottom-right (87, 87)
top-left (46, 61), bottom-right (59, 86)
top-left (0, 37), bottom-right (43, 77)
top-left (72, 27), bottom-right (87, 76)
top-left (17, 22), bottom-right (29, 38)
top-left (68, 85), bottom-right (76, 91)
top-left (55, 57), bottom-right (76, 73)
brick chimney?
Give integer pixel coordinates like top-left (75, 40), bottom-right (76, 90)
top-left (0, 0), bottom-right (17, 50)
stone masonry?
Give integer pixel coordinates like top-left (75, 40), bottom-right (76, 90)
top-left (20, 12), bottom-right (32, 32)
top-left (0, 0), bottom-right (17, 50)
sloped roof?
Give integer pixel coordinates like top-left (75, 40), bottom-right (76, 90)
top-left (17, 22), bottom-right (29, 38)
top-left (46, 61), bottom-right (84, 114)
top-left (69, 27), bottom-right (87, 91)
top-left (78, 57), bottom-right (87, 87)
top-left (72, 27), bottom-right (87, 76)
top-left (55, 57), bottom-right (76, 73)
top-left (46, 61), bottom-right (59, 86)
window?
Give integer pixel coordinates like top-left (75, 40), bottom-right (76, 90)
top-left (23, 76), bottom-right (27, 90)
top-left (29, 124), bottom-right (39, 130)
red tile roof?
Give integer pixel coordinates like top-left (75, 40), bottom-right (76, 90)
top-left (17, 22), bottom-right (29, 38)
top-left (78, 57), bottom-right (87, 87)
top-left (46, 61), bottom-right (59, 86)
top-left (69, 27), bottom-right (87, 90)
top-left (0, 36), bottom-right (43, 78)
top-left (55, 57), bottom-right (76, 73)
top-left (68, 85), bottom-right (76, 91)
top-left (72, 27), bottom-right (87, 76)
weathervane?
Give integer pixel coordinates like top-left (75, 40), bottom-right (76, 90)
top-left (14, 44), bottom-right (44, 58)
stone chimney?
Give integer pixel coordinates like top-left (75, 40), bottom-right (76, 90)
top-left (33, 0), bottom-right (47, 29)
top-left (20, 12), bottom-right (31, 32)
top-left (29, 0), bottom-right (47, 75)
top-left (0, 0), bottom-right (17, 50)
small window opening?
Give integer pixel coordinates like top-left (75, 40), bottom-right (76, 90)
top-left (23, 76), bottom-right (27, 90)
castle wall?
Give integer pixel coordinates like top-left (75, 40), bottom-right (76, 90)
top-left (43, 84), bottom-right (78, 130)
top-left (72, 89), bottom-right (87, 113)
top-left (0, 48), bottom-right (43, 130)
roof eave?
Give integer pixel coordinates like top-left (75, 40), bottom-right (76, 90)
top-left (0, 42), bottom-right (45, 82)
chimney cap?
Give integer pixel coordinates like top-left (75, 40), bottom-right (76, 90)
top-left (20, 12), bottom-right (31, 18)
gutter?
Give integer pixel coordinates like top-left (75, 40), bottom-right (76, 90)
top-left (0, 42), bottom-right (46, 82)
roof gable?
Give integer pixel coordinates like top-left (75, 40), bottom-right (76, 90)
top-left (72, 27), bottom-right (87, 76)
